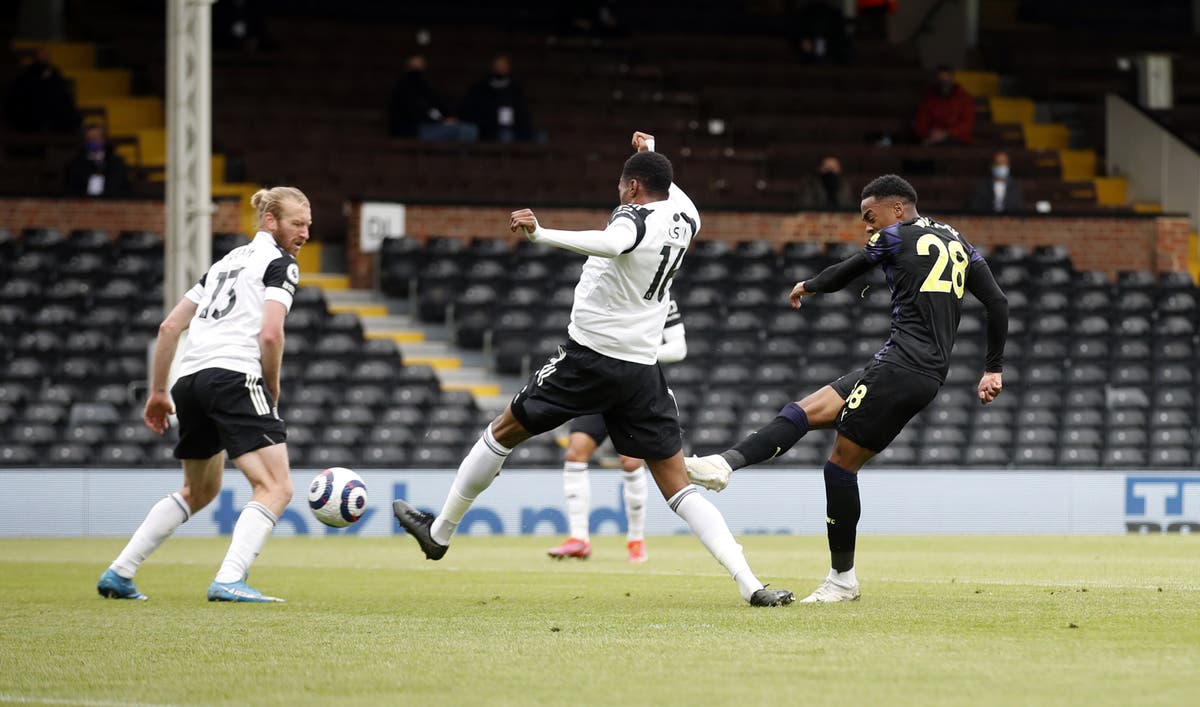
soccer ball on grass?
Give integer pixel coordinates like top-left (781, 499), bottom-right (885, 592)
top-left (307, 467), bottom-right (368, 528)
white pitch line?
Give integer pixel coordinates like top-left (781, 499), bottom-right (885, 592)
top-left (11, 558), bottom-right (1199, 593)
top-left (0, 694), bottom-right (182, 707)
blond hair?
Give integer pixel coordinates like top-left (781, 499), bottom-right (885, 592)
top-left (250, 186), bottom-right (309, 226)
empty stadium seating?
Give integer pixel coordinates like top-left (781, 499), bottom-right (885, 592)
top-left (381, 235), bottom-right (1200, 469)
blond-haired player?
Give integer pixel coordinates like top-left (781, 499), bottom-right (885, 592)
top-left (98, 186), bottom-right (309, 602)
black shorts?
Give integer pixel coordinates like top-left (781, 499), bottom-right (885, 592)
top-left (172, 368), bottom-right (287, 460)
top-left (569, 414), bottom-right (609, 445)
top-left (830, 367), bottom-right (868, 399)
top-left (834, 361), bottom-right (941, 452)
top-left (511, 340), bottom-right (681, 459)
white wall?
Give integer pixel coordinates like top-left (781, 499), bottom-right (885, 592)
top-left (5, 468), bottom-right (1197, 537)
top-left (1107, 93), bottom-right (1200, 230)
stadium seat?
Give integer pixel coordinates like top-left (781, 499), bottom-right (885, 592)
top-left (918, 445), bottom-right (962, 466)
top-left (308, 446), bottom-right (355, 469)
top-left (1058, 446), bottom-right (1101, 467)
top-left (970, 427), bottom-right (1013, 446)
top-left (973, 406), bottom-right (1015, 428)
top-left (321, 425), bottom-right (366, 447)
top-left (508, 444), bottom-right (561, 467)
top-left (330, 406), bottom-right (376, 426)
top-left (1108, 409), bottom-right (1147, 428)
top-left (1152, 409), bottom-right (1193, 428)
top-left (964, 445), bottom-right (1009, 466)
top-left (49, 444), bottom-right (92, 466)
top-left (0, 444), bottom-right (36, 465)
top-left (1013, 445), bottom-right (1055, 466)
top-left (1103, 447), bottom-right (1147, 467)
top-left (874, 444), bottom-right (916, 467)
top-left (409, 446), bottom-right (463, 468)
top-left (98, 444), bottom-right (145, 467)
top-left (361, 445), bottom-right (409, 468)
top-left (1062, 428), bottom-right (1103, 447)
top-left (68, 402), bottom-right (121, 425)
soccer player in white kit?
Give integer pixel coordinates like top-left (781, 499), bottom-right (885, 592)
top-left (394, 132), bottom-right (794, 606)
top-left (97, 186), bottom-right (309, 603)
top-left (546, 299), bottom-right (686, 563)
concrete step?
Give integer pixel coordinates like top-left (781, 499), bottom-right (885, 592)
top-left (299, 273), bottom-right (350, 290)
top-left (302, 279), bottom-right (521, 403)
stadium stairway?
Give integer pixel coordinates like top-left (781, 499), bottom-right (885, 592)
top-left (300, 274), bottom-right (519, 416)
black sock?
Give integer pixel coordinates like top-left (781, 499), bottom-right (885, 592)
top-left (720, 403), bottom-right (810, 470)
top-left (823, 460), bottom-right (860, 573)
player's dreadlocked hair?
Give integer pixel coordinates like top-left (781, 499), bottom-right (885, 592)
top-left (861, 174), bottom-right (918, 205)
top-left (622, 152), bottom-right (673, 197)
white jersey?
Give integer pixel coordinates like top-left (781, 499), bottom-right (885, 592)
top-left (562, 185), bottom-right (699, 364)
top-left (176, 231), bottom-right (299, 378)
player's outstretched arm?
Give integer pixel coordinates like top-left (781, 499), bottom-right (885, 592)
top-left (795, 252), bottom-right (875, 298)
top-left (510, 207), bottom-right (637, 258)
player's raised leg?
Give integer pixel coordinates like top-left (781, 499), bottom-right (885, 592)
top-left (647, 453), bottom-right (793, 606)
top-left (394, 406), bottom-right (531, 560)
top-left (98, 452), bottom-right (225, 600)
top-left (207, 443), bottom-right (291, 603)
top-left (685, 383), bottom-right (849, 491)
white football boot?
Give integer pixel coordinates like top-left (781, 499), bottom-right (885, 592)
top-left (684, 454), bottom-right (733, 492)
top-left (800, 571), bottom-right (861, 603)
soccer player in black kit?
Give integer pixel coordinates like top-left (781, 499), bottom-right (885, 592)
top-left (686, 174), bottom-right (1009, 602)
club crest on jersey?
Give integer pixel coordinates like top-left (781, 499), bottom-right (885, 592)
top-left (286, 263), bottom-right (300, 284)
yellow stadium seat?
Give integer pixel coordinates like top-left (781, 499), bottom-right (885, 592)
top-left (1092, 177), bottom-right (1128, 206)
top-left (1057, 149), bottom-right (1097, 181)
top-left (988, 97), bottom-right (1035, 125)
top-left (11, 40), bottom-right (95, 69)
top-left (1023, 123), bottom-right (1070, 150)
top-left (79, 96), bottom-right (164, 135)
top-left (63, 69), bottom-right (131, 101)
top-left (955, 71), bottom-right (999, 98)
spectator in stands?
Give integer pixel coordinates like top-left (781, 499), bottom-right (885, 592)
top-left (798, 155), bottom-right (854, 209)
top-left (970, 150), bottom-right (1025, 213)
top-left (913, 65), bottom-right (975, 146)
top-left (388, 54), bottom-right (477, 142)
top-left (546, 299), bottom-right (687, 564)
top-left (393, 131), bottom-right (795, 608)
top-left (63, 123), bottom-right (132, 197)
top-left (459, 53), bottom-right (535, 143)
top-left (4, 47), bottom-right (79, 133)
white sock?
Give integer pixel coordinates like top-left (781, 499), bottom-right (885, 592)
top-left (214, 501), bottom-right (276, 584)
top-left (431, 426), bottom-right (511, 545)
top-left (830, 567), bottom-right (858, 586)
top-left (110, 493), bottom-right (190, 578)
top-left (623, 465), bottom-right (647, 542)
top-left (563, 461), bottom-right (590, 541)
top-left (669, 486), bottom-right (763, 602)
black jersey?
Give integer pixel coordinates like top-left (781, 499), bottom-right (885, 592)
top-left (860, 216), bottom-right (985, 381)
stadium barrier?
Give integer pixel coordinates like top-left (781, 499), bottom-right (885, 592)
top-left (4, 469), bottom-right (1197, 537)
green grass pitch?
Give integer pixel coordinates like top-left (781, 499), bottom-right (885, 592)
top-left (1, 535), bottom-right (1197, 706)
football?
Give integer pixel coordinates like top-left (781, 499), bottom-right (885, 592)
top-left (307, 467), bottom-right (368, 528)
